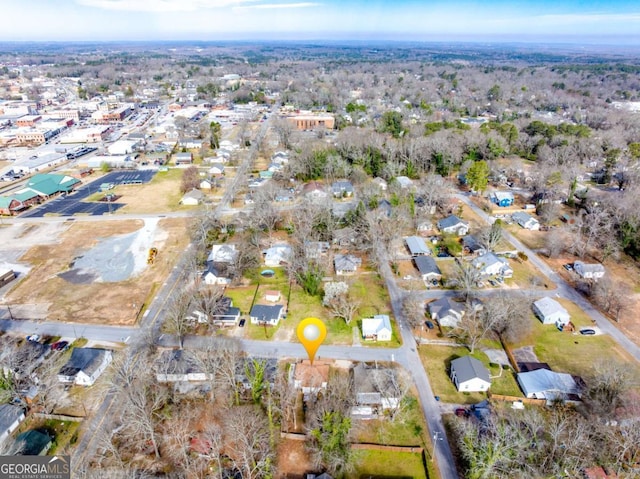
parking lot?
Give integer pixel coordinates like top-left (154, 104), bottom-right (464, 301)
top-left (21, 170), bottom-right (156, 218)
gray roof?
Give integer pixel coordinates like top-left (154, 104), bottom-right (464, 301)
top-left (574, 261), bottom-right (605, 274)
top-left (512, 211), bottom-right (535, 224)
top-left (331, 180), bottom-right (354, 194)
top-left (428, 297), bottom-right (464, 318)
top-left (0, 404), bottom-right (24, 434)
top-left (517, 369), bottom-right (580, 399)
top-left (533, 297), bottom-right (569, 319)
top-left (58, 348), bottom-right (110, 379)
top-left (437, 215), bottom-right (467, 230)
top-left (182, 189), bottom-right (204, 200)
top-left (352, 363), bottom-right (399, 404)
top-left (491, 191), bottom-right (514, 201)
top-left (156, 349), bottom-right (203, 377)
top-left (462, 235), bottom-right (484, 252)
top-left (235, 358), bottom-right (278, 385)
top-left (249, 304), bottom-right (283, 321)
top-left (334, 254), bottom-right (361, 272)
top-left (406, 236), bottom-right (430, 255)
top-left (414, 256), bottom-right (441, 276)
top-left (451, 356), bottom-right (490, 383)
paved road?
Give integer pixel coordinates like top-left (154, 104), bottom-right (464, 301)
top-left (457, 193), bottom-right (640, 362)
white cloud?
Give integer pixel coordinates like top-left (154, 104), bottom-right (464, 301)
top-left (75, 0), bottom-right (260, 12)
top-left (233, 2), bottom-right (320, 10)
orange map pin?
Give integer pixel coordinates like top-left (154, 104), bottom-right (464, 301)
top-left (297, 317), bottom-right (327, 364)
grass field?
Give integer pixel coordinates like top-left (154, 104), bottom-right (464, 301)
top-left (419, 345), bottom-right (522, 403)
top-left (352, 450), bottom-right (428, 479)
top-left (115, 167), bottom-right (194, 214)
top-left (511, 300), bottom-right (640, 384)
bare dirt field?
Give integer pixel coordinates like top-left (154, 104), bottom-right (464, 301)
top-left (5, 217), bottom-right (190, 325)
top-left (276, 439), bottom-right (312, 479)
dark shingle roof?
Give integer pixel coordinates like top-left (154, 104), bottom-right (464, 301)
top-left (451, 356), bottom-right (490, 383)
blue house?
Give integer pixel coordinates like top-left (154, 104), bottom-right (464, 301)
top-left (490, 191), bottom-right (514, 207)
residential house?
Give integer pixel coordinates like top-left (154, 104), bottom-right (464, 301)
top-left (155, 349), bottom-right (210, 383)
top-left (209, 298), bottom-right (241, 326)
top-left (0, 404), bottom-right (25, 444)
top-left (179, 138), bottom-right (203, 149)
top-left (201, 263), bottom-right (231, 285)
top-left (376, 199), bottom-right (392, 217)
top-left (275, 189), bottom-right (294, 202)
top-left (462, 235), bottom-right (487, 256)
top-left (302, 181), bottom-right (328, 202)
top-left (334, 254), bottom-right (362, 275)
top-left (208, 163), bottom-right (225, 176)
top-left (174, 152), bottom-right (193, 165)
top-left (573, 261), bottom-right (605, 280)
top-left (199, 178), bottom-right (214, 190)
top-left (331, 180), bottom-right (354, 198)
top-left (532, 297), bottom-right (571, 327)
top-left (472, 253), bottom-right (513, 277)
top-left (207, 244), bottom-right (238, 264)
top-left (395, 176), bottom-right (414, 189)
top-left (304, 241), bottom-right (330, 259)
top-left (517, 368), bottom-right (581, 401)
top-left (351, 362), bottom-right (401, 418)
top-left (361, 315), bottom-right (392, 342)
top-left (179, 189), bottom-right (204, 206)
top-left (490, 191), bottom-right (515, 207)
top-left (414, 256), bottom-right (442, 283)
top-left (1, 340), bottom-right (49, 382)
top-left (450, 356), bottom-right (491, 392)
top-left (264, 244), bottom-right (292, 267)
top-left (416, 220), bottom-right (433, 233)
top-left (437, 215), bottom-right (469, 236)
top-left (292, 360), bottom-right (330, 400)
top-left (57, 348), bottom-right (113, 386)
top-left (512, 211), bottom-right (540, 230)
top-left (332, 227), bottom-right (356, 247)
top-left (406, 236), bottom-right (431, 256)
top-left (428, 297), bottom-right (465, 328)
top-left (250, 304), bottom-right (284, 326)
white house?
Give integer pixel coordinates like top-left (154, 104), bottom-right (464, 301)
top-left (265, 290), bottom-right (281, 302)
top-left (437, 215), bottom-right (469, 236)
top-left (413, 256), bottom-right (442, 282)
top-left (573, 261), bottom-right (605, 280)
top-left (532, 297), bottom-right (571, 327)
top-left (428, 297), bottom-right (465, 328)
top-left (512, 211), bottom-right (540, 230)
top-left (201, 263), bottom-right (231, 285)
top-left (372, 177), bottom-right (387, 191)
top-left (264, 244), bottom-right (292, 267)
top-left (450, 356), bottom-right (491, 392)
top-left (250, 304), bottom-right (284, 326)
top-left (107, 139), bottom-right (139, 155)
top-left (334, 254), bottom-right (362, 275)
top-left (208, 244), bottom-right (238, 263)
top-left (395, 176), bottom-right (414, 189)
top-left (209, 163), bottom-right (225, 175)
top-left (180, 189), bottom-right (204, 206)
top-left (57, 348), bottom-right (113, 386)
top-left (362, 315), bottom-right (392, 342)
top-left (472, 253), bottom-right (513, 277)
top-left (0, 404), bottom-right (25, 444)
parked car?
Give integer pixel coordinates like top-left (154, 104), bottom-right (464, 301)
top-left (26, 334), bottom-right (40, 342)
top-left (580, 329), bottom-right (596, 335)
top-left (563, 263), bottom-right (574, 271)
top-left (239, 319), bottom-right (246, 327)
top-left (424, 320), bottom-right (435, 330)
top-left (51, 340), bottom-right (69, 351)
top-left (455, 408), bottom-right (470, 417)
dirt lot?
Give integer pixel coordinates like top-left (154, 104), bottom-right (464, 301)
top-left (276, 439), bottom-right (312, 479)
top-left (6, 218), bottom-right (190, 325)
top-left (113, 169), bottom-right (190, 214)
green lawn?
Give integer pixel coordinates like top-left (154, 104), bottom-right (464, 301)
top-left (352, 450), bottom-right (428, 479)
top-left (509, 257), bottom-right (550, 289)
top-left (511, 300), bottom-right (640, 384)
top-left (351, 395), bottom-right (427, 446)
top-left (419, 344), bottom-right (520, 403)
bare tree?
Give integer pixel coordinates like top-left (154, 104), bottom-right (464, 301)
top-left (480, 221), bottom-right (503, 252)
top-left (401, 291), bottom-right (426, 330)
top-left (164, 289), bottom-right (195, 349)
top-left (224, 405), bottom-right (274, 479)
top-left (452, 259), bottom-right (482, 299)
top-left (322, 281), bottom-right (360, 325)
top-left (592, 276), bottom-right (631, 322)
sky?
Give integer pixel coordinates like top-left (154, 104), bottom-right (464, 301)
top-left (1, 0), bottom-right (640, 43)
